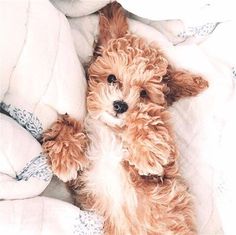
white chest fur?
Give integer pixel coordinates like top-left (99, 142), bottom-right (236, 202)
top-left (84, 118), bottom-right (137, 213)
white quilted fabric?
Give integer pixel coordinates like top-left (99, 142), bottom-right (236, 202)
top-left (1, 0), bottom-right (236, 234)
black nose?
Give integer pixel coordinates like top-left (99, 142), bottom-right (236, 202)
top-left (113, 100), bottom-right (128, 114)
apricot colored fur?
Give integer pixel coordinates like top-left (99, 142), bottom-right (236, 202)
top-left (43, 2), bottom-right (208, 234)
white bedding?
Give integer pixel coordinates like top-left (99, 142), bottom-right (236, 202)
top-left (0, 0), bottom-right (235, 234)
top-left (0, 197), bottom-right (103, 235)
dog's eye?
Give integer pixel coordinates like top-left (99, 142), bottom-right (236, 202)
top-left (107, 74), bottom-right (117, 83)
top-left (140, 89), bottom-right (148, 98)
top-left (163, 73), bottom-right (171, 80)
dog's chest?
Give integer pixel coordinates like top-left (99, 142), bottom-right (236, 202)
top-left (84, 118), bottom-right (134, 207)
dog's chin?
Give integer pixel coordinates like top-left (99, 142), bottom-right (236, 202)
top-left (99, 111), bottom-right (124, 127)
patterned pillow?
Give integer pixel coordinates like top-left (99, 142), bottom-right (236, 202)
top-left (0, 113), bottom-right (52, 199)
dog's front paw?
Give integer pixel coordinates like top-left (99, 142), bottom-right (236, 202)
top-left (50, 152), bottom-right (86, 182)
top-left (137, 164), bottom-right (163, 177)
top-left (43, 114), bottom-right (89, 182)
top-left (52, 161), bottom-right (78, 182)
top-left (126, 157), bottom-right (164, 177)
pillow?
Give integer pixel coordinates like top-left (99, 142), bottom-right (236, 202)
top-left (0, 0), bottom-right (87, 132)
top-left (50, 0), bottom-right (110, 17)
top-left (0, 113), bottom-right (52, 199)
top-left (0, 196), bottom-right (103, 235)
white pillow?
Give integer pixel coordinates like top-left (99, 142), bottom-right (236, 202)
top-left (0, 113), bottom-right (52, 199)
top-left (0, 0), bottom-right (87, 132)
top-left (0, 196), bottom-right (103, 235)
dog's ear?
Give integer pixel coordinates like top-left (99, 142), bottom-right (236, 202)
top-left (163, 66), bottom-right (208, 105)
top-left (94, 2), bottom-right (128, 55)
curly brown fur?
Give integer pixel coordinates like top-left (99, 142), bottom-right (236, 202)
top-left (42, 114), bottom-right (88, 182)
top-left (164, 67), bottom-right (209, 105)
top-left (43, 2), bottom-right (208, 234)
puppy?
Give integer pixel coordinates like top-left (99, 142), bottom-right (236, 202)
top-left (43, 2), bottom-right (208, 234)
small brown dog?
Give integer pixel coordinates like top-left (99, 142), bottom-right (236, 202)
top-left (43, 2), bottom-right (208, 234)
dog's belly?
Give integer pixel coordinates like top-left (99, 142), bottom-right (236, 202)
top-left (83, 118), bottom-right (137, 215)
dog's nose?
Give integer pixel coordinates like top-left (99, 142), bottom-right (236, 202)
top-left (113, 100), bottom-right (128, 114)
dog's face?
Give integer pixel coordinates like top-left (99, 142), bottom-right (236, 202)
top-left (87, 3), bottom-right (208, 129)
top-left (87, 35), bottom-right (169, 127)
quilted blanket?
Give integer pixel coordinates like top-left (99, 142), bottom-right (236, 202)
top-left (0, 0), bottom-right (235, 234)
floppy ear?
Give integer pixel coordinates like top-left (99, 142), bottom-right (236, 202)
top-left (94, 2), bottom-right (128, 55)
top-left (163, 66), bottom-right (209, 105)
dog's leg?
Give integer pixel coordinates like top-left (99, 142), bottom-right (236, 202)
top-left (123, 107), bottom-right (176, 178)
top-left (42, 114), bottom-right (89, 182)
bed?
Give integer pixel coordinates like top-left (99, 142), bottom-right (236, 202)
top-left (0, 0), bottom-right (235, 234)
